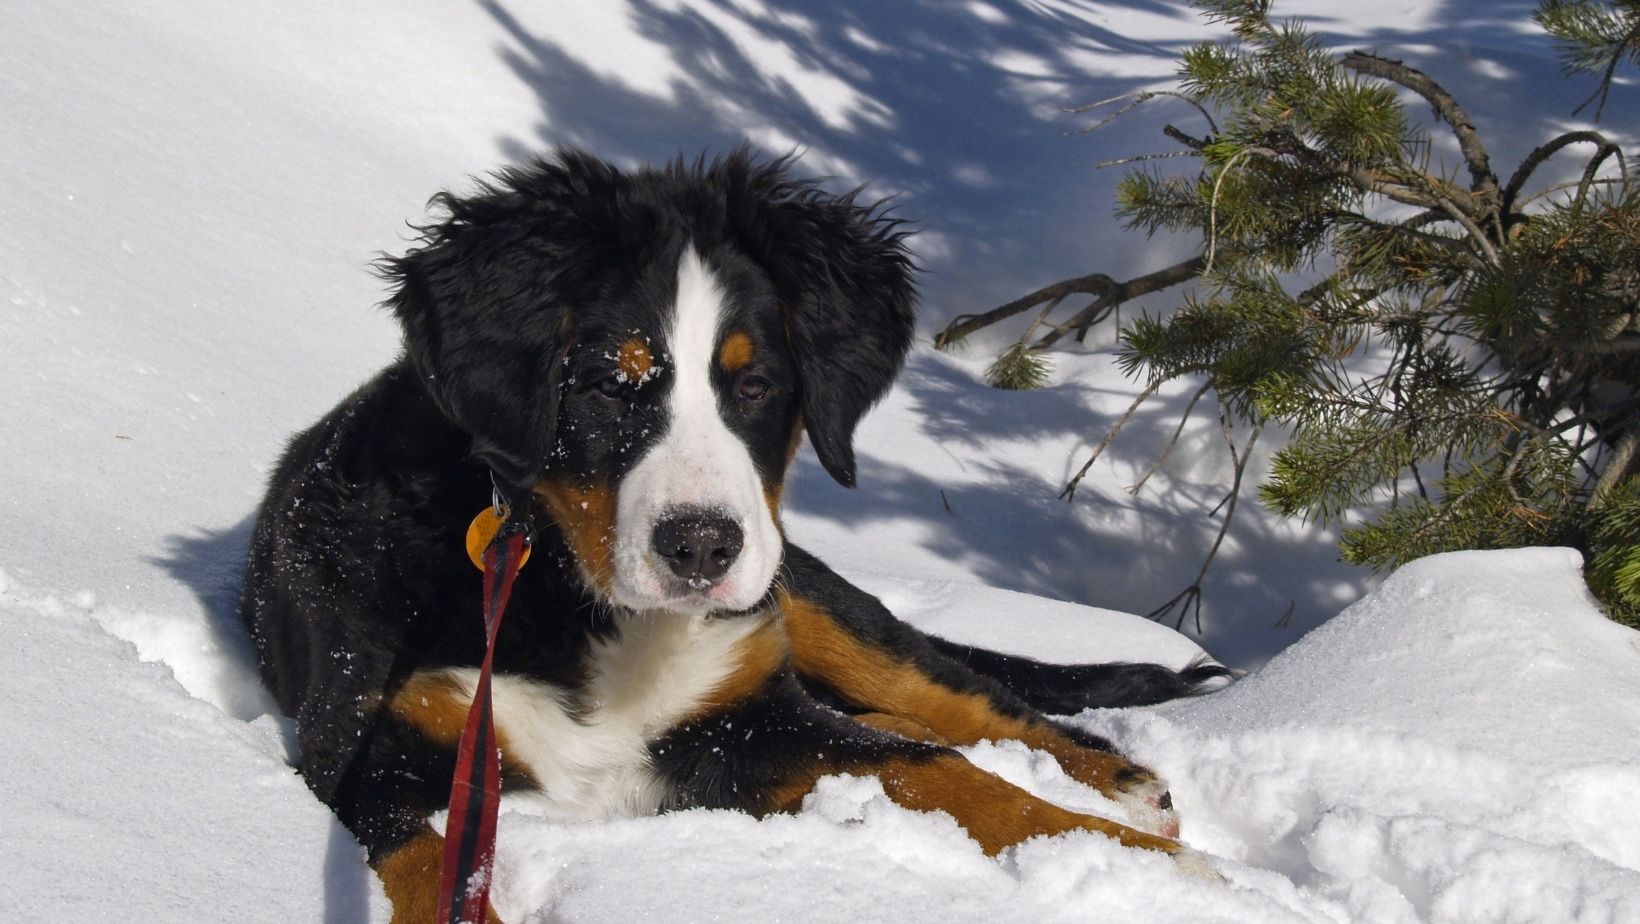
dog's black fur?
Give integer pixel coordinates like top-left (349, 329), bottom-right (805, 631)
top-left (241, 149), bottom-right (1227, 920)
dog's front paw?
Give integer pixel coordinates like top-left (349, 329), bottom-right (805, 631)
top-left (1167, 846), bottom-right (1224, 880)
top-left (1108, 763), bottom-right (1180, 839)
top-left (1046, 745), bottom-right (1181, 838)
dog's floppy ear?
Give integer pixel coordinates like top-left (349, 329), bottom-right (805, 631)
top-left (722, 154), bottom-right (917, 488)
top-left (378, 151), bottom-right (623, 496)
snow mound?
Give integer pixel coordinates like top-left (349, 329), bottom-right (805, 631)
top-left (487, 549), bottom-right (1640, 923)
top-left (1088, 547), bottom-right (1640, 923)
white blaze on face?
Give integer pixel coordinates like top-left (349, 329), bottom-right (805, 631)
top-left (610, 247), bottom-right (782, 612)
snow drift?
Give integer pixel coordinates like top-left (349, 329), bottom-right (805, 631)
top-left (4, 549), bottom-right (1637, 922)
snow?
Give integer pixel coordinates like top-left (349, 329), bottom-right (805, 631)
top-left (0, 572), bottom-right (383, 921)
top-left (4, 1), bottom-right (1638, 921)
top-left (1116, 548), bottom-right (1640, 922)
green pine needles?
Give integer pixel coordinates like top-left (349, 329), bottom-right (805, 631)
top-left (939, 0), bottom-right (1640, 626)
top-left (1535, 0), bottom-right (1640, 119)
top-left (986, 342), bottom-right (1054, 390)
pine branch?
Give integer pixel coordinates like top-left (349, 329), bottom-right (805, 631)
top-left (1340, 51), bottom-right (1501, 206)
top-left (1571, 16), bottom-right (1640, 120)
top-left (1235, 139), bottom-right (1459, 212)
top-left (1502, 130), bottom-right (1623, 216)
top-left (955, 0), bottom-right (1639, 628)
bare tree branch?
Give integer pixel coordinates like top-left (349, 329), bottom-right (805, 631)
top-left (1128, 380), bottom-right (1215, 495)
top-left (1150, 419), bottom-right (1263, 632)
top-left (1591, 429), bottom-right (1640, 509)
top-left (935, 274), bottom-right (1117, 349)
top-left (1341, 50), bottom-right (1500, 206)
top-left (1096, 149), bottom-right (1201, 169)
top-left (1164, 124), bottom-right (1210, 150)
top-left (1060, 379), bottom-right (1166, 502)
top-left (1516, 177), bottom-right (1628, 210)
top-left (1431, 193), bottom-right (1502, 266)
top-left (936, 255), bottom-right (1209, 350)
top-left (1502, 130), bottom-right (1623, 216)
top-left (1035, 256), bottom-right (1209, 348)
top-left (1065, 89), bottom-right (1222, 137)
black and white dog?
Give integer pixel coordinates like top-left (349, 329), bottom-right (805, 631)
top-left (241, 149), bottom-right (1226, 921)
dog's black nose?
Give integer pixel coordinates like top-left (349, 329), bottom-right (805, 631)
top-left (651, 511), bottom-right (744, 585)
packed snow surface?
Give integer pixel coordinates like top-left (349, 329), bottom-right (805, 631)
top-left (5, 0), bottom-right (1639, 921)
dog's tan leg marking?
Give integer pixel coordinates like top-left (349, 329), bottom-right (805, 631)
top-left (373, 829), bottom-right (503, 924)
top-left (851, 712), bottom-right (950, 744)
top-left (384, 672), bottom-right (483, 748)
top-left (762, 752), bottom-right (1180, 857)
top-left (781, 592), bottom-right (1165, 806)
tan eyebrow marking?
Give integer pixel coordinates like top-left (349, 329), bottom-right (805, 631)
top-left (616, 339), bottom-right (653, 381)
top-left (718, 331), bottom-right (754, 373)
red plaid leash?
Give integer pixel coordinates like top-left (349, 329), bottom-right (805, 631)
top-left (437, 522), bottom-right (528, 924)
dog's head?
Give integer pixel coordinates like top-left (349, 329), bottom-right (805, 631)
top-left (381, 149), bottom-right (915, 613)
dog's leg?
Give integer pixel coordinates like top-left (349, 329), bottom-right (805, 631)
top-left (924, 636), bottom-right (1232, 712)
top-left (369, 828), bottom-right (501, 924)
top-left (836, 751), bottom-right (1180, 856)
top-left (654, 666), bottom-right (1185, 859)
top-left (326, 671), bottom-right (535, 924)
top-left (852, 711), bottom-right (950, 743)
top-left (778, 543), bottom-right (1179, 837)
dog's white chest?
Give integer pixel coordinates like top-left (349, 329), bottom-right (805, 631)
top-left (440, 612), bottom-right (761, 821)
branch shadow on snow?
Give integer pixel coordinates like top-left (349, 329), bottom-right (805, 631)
top-left (474, 0), bottom-right (1595, 329)
top-left (476, 0), bottom-right (1204, 322)
top-left (784, 350), bottom-right (1361, 667)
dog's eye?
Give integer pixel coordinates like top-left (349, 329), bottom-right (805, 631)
top-left (594, 375), bottom-right (628, 400)
top-left (736, 375), bottom-right (771, 402)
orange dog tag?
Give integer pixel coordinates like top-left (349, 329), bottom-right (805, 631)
top-left (465, 507), bottom-right (532, 571)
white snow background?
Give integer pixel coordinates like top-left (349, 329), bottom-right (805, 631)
top-left (3, 1), bottom-right (1638, 921)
